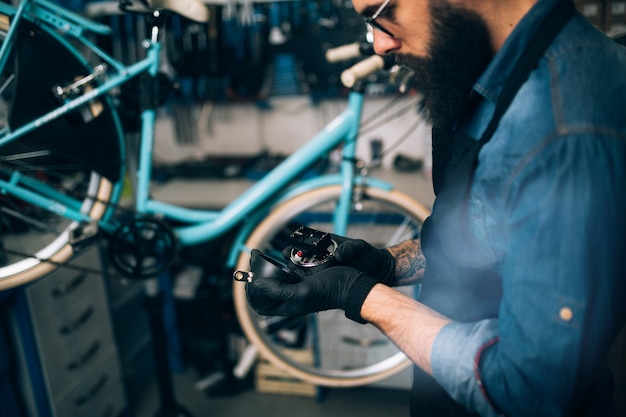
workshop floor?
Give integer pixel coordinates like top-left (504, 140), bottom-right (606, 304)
top-left (133, 370), bottom-right (412, 417)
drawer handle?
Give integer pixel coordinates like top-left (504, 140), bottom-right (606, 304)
top-left (66, 339), bottom-right (101, 371)
top-left (59, 305), bottom-right (95, 335)
top-left (51, 272), bottom-right (88, 297)
top-left (74, 373), bottom-right (108, 406)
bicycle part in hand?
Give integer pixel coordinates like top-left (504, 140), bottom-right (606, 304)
top-left (233, 225), bottom-right (337, 283)
top-left (288, 225), bottom-right (338, 267)
top-left (106, 215), bottom-right (177, 279)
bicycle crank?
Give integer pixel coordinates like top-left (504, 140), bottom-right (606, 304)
top-left (106, 215), bottom-right (178, 279)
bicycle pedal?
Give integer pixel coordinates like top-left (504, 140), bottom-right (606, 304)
top-left (288, 225), bottom-right (337, 267)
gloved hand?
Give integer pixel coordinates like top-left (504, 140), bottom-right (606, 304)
top-left (283, 234), bottom-right (396, 285)
top-left (333, 235), bottom-right (396, 285)
top-left (246, 249), bottom-right (379, 323)
top-left (246, 249), bottom-right (301, 312)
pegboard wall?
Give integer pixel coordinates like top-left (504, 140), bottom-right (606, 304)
top-left (575, 0), bottom-right (626, 34)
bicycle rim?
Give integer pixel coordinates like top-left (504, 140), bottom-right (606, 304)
top-left (0, 15), bottom-right (123, 289)
top-left (234, 185), bottom-right (430, 387)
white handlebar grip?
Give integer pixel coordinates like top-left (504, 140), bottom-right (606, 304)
top-left (340, 55), bottom-right (385, 88)
top-left (325, 43), bottom-right (361, 63)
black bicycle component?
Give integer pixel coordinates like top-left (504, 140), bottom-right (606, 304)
top-left (106, 215), bottom-right (177, 279)
top-left (69, 221), bottom-right (100, 251)
top-left (51, 64), bottom-right (108, 125)
top-left (233, 249), bottom-right (302, 284)
top-left (259, 251), bottom-right (301, 283)
top-left (288, 225), bottom-right (337, 267)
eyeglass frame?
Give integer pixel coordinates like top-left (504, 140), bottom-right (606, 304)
top-left (364, 0), bottom-right (395, 38)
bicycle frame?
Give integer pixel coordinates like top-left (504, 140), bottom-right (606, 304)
top-left (0, 0), bottom-right (396, 270)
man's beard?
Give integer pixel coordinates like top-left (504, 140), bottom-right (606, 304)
top-left (395, 2), bottom-right (493, 130)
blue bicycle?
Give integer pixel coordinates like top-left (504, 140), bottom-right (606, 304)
top-left (0, 0), bottom-right (430, 386)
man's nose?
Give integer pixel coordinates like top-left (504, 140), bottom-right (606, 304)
top-left (372, 31), bottom-right (401, 55)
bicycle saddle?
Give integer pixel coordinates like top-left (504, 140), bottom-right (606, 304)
top-left (128, 0), bottom-right (210, 23)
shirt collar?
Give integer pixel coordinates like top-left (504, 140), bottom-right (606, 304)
top-left (473, 0), bottom-right (563, 102)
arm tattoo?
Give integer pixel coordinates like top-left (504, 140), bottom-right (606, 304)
top-left (387, 239), bottom-right (426, 286)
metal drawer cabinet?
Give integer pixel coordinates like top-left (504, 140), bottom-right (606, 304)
top-left (26, 248), bottom-right (106, 320)
top-left (35, 318), bottom-right (117, 400)
top-left (11, 244), bottom-right (127, 417)
top-left (53, 352), bottom-right (126, 417)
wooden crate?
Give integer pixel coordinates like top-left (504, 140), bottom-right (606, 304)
top-left (255, 348), bottom-right (317, 397)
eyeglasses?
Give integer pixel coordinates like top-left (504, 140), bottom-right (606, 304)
top-left (364, 0), bottom-right (395, 38)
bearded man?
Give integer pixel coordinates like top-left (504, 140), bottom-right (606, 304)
top-left (246, 1), bottom-right (626, 415)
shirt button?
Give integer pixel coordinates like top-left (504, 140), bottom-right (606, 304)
top-left (559, 307), bottom-right (574, 321)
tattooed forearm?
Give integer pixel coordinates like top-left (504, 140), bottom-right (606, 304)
top-left (386, 239), bottom-right (426, 286)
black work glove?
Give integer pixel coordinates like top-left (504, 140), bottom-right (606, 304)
top-left (334, 235), bottom-right (396, 285)
top-left (283, 234), bottom-right (396, 285)
top-left (246, 249), bottom-right (379, 323)
top-left (246, 249), bottom-right (301, 312)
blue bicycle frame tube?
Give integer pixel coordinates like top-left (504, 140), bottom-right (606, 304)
top-left (335, 91), bottom-right (363, 236)
top-left (1, 172), bottom-right (92, 223)
top-left (148, 92), bottom-right (364, 245)
top-left (135, 38), bottom-right (161, 215)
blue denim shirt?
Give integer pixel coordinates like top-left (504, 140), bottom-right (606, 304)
top-left (428, 1), bottom-right (626, 416)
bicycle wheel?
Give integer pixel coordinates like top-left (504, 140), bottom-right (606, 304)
top-left (0, 15), bottom-right (124, 289)
top-left (234, 184), bottom-right (430, 387)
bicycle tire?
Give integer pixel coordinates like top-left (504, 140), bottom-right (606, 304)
top-left (0, 14), bottom-right (124, 289)
top-left (234, 184), bottom-right (430, 387)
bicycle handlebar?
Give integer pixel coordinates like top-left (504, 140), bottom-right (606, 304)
top-left (325, 42), bottom-right (374, 63)
top-left (340, 55), bottom-right (387, 88)
top-left (327, 42), bottom-right (395, 88)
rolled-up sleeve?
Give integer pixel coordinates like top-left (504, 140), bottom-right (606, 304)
top-left (431, 320), bottom-right (503, 417)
